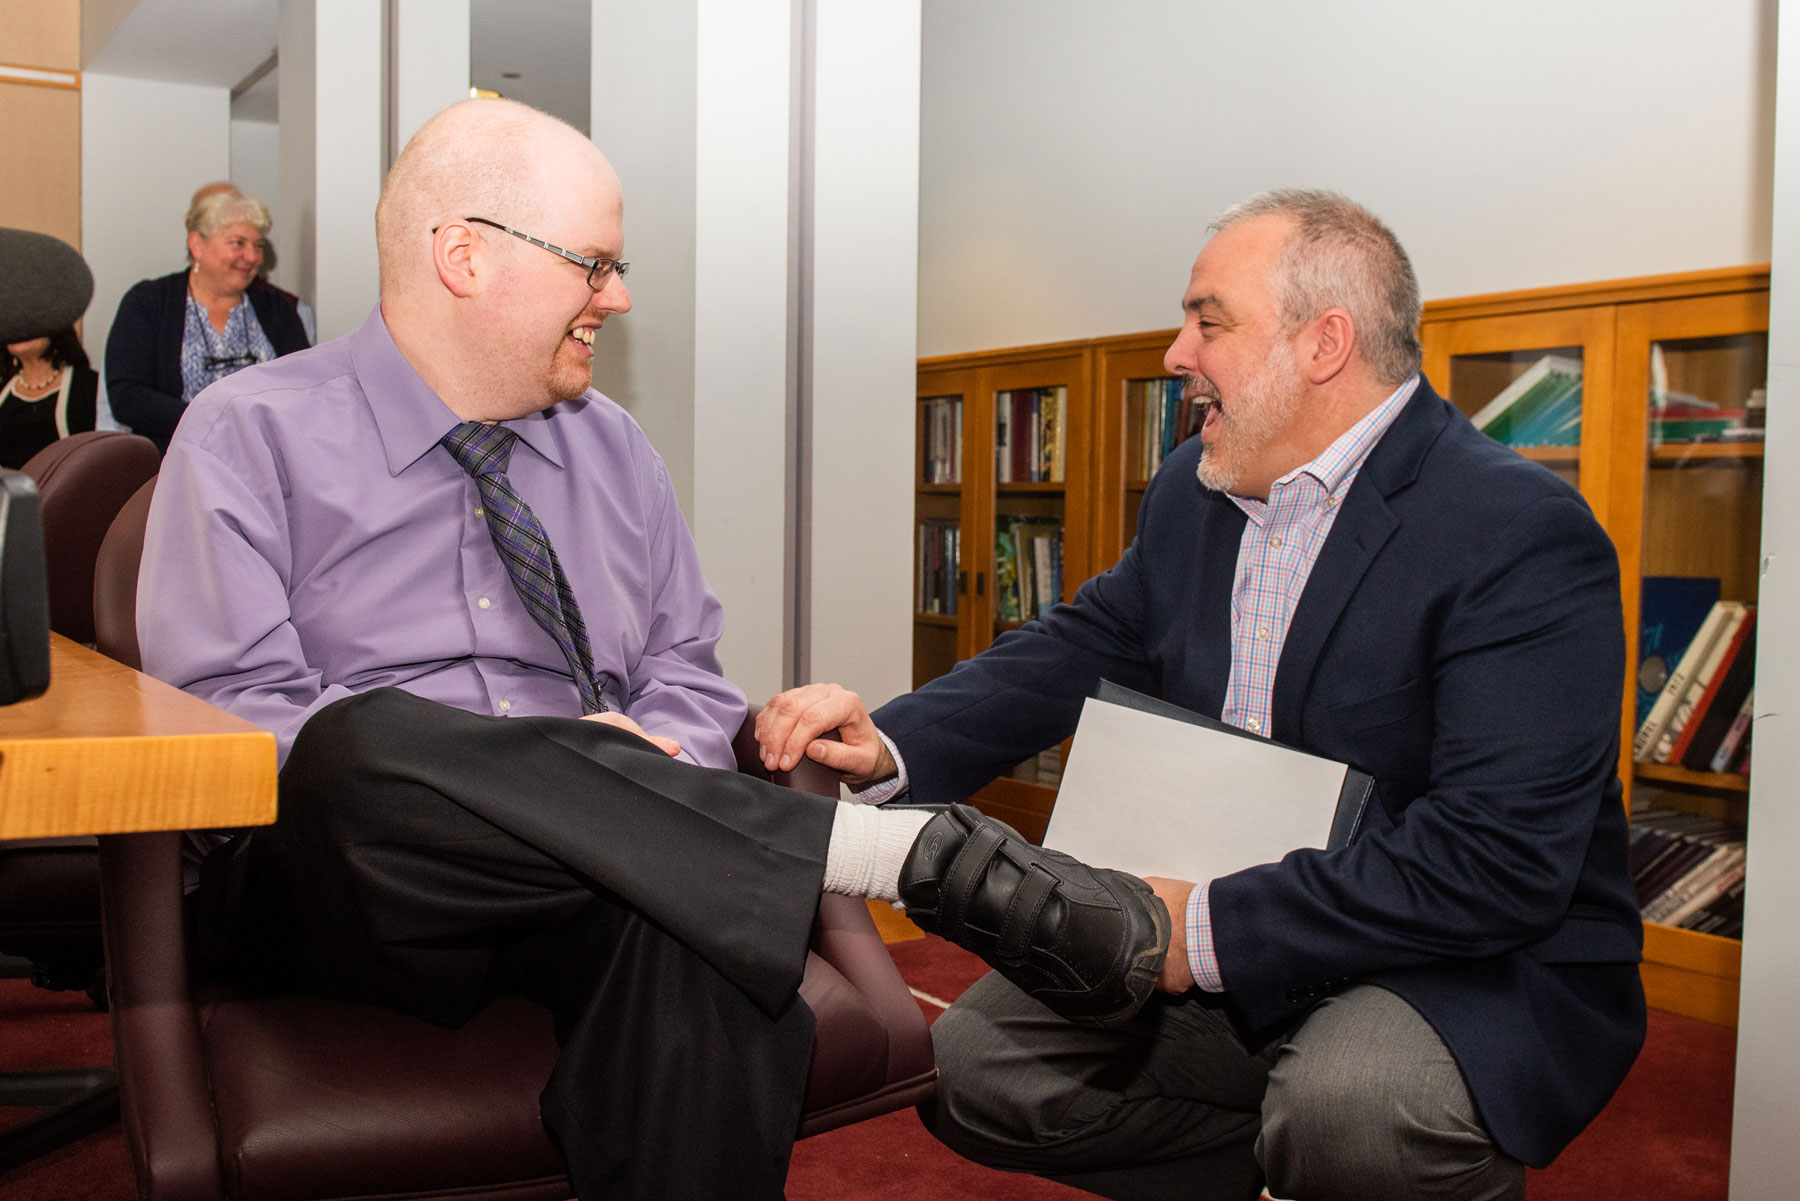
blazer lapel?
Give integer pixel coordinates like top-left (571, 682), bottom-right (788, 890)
top-left (1269, 380), bottom-right (1453, 741)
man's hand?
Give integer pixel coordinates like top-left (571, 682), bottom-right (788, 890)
top-left (1143, 876), bottom-right (1198, 994)
top-left (581, 710), bottom-right (681, 757)
top-left (756, 683), bottom-right (897, 785)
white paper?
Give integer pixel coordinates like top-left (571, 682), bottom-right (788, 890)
top-left (1043, 697), bottom-right (1349, 882)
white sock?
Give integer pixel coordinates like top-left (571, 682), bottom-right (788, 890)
top-left (822, 802), bottom-right (933, 903)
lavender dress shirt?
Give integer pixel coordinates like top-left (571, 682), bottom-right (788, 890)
top-left (139, 304), bottom-right (745, 773)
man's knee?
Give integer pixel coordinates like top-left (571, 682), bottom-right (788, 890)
top-left (1257, 988), bottom-right (1525, 1201)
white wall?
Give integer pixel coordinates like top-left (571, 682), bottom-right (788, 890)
top-left (591, 0), bottom-right (699, 517)
top-left (918, 0), bottom-right (1777, 356)
top-left (1730, 1), bottom-right (1798, 1191)
top-left (391, 0), bottom-right (472, 160)
top-left (277, 0), bottom-right (383, 341)
top-left (80, 73), bottom-right (232, 425)
top-left (229, 118), bottom-right (281, 246)
top-left (804, 0), bottom-right (918, 705)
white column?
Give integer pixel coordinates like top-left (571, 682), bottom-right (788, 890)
top-left (689, 0), bottom-right (795, 704)
top-left (802, 0), bottom-right (919, 707)
top-left (278, 0), bottom-right (382, 342)
top-left (588, 0), bottom-right (917, 710)
top-left (390, 0), bottom-right (471, 161)
top-left (1730, 1), bottom-right (1800, 1195)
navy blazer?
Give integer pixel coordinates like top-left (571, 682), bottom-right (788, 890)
top-left (104, 270), bottom-right (311, 453)
top-left (875, 379), bottom-right (1645, 1168)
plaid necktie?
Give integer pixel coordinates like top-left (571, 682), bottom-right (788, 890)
top-left (441, 421), bottom-right (606, 714)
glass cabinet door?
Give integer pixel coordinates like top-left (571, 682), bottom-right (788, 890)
top-left (1613, 290), bottom-right (1767, 959)
top-left (914, 366), bottom-right (975, 689)
top-left (1422, 307), bottom-right (1617, 522)
top-left (1093, 336), bottom-right (1183, 573)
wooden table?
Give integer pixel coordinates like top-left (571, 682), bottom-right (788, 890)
top-left (0, 634), bottom-right (277, 1173)
top-left (0, 634), bottom-right (277, 839)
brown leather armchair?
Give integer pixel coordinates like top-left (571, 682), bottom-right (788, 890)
top-left (93, 478), bottom-right (936, 1200)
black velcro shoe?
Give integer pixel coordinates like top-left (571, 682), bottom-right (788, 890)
top-left (898, 804), bottom-right (1170, 1026)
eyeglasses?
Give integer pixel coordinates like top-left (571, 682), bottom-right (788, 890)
top-left (454, 217), bottom-right (629, 290)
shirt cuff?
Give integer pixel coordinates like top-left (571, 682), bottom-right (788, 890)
top-left (1187, 880), bottom-right (1225, 993)
top-left (848, 731), bottom-right (910, 804)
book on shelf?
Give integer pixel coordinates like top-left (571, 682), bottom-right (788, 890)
top-left (1127, 377), bottom-right (1201, 481)
top-left (1707, 689), bottom-right (1755, 774)
top-left (994, 387), bottom-right (1069, 484)
top-left (996, 518), bottom-right (1062, 622)
top-left (994, 528), bottom-right (1020, 622)
top-left (1629, 806), bottom-right (1749, 932)
top-left (1628, 808), bottom-right (1745, 922)
top-left (1677, 612), bottom-right (1756, 771)
top-left (1652, 603), bottom-right (1752, 764)
top-left (915, 519), bottom-right (960, 616)
top-left (1635, 576), bottom-right (1721, 730)
top-left (1633, 600), bottom-right (1741, 762)
top-left (920, 396), bottom-right (963, 484)
top-left (1469, 354), bottom-right (1584, 448)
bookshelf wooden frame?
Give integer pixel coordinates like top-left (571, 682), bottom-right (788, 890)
top-left (1421, 265), bottom-right (1770, 1029)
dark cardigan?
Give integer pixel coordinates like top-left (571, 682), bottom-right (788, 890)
top-left (104, 271), bottom-right (311, 453)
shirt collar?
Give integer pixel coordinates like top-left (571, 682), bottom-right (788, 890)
top-left (352, 303), bottom-right (570, 477)
top-left (1230, 375), bottom-right (1419, 516)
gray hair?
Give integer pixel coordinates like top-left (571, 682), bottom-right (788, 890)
top-left (186, 190), bottom-right (272, 243)
top-left (1212, 189), bottom-right (1422, 385)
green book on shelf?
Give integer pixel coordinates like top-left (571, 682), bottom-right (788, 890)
top-left (1470, 354), bottom-right (1584, 446)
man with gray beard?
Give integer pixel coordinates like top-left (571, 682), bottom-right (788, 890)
top-left (759, 189), bottom-right (1644, 1201)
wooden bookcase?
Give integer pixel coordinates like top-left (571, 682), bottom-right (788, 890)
top-left (915, 342), bottom-right (1094, 839)
top-left (1421, 266), bottom-right (1770, 1028)
top-left (917, 266), bottom-right (1767, 1026)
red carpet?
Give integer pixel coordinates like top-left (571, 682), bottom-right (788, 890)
top-left (1, 945), bottom-right (1736, 1200)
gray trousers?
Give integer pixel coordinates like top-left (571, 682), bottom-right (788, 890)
top-left (928, 974), bottom-right (1526, 1201)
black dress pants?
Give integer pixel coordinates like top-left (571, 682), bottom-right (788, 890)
top-left (192, 688), bottom-right (839, 1201)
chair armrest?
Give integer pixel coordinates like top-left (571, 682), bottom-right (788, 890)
top-left (98, 832), bottom-right (226, 1201)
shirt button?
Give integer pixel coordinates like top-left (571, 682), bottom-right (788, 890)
top-left (1269, 535), bottom-right (1283, 549)
top-left (474, 505), bottom-right (485, 517)
top-left (1324, 496), bottom-right (1337, 509)
top-left (478, 597), bottom-right (491, 609)
top-left (1256, 626), bottom-right (1270, 639)
top-left (1246, 718), bottom-right (1262, 733)
top-left (498, 699), bottom-right (512, 713)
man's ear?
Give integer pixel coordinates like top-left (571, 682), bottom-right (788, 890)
top-left (432, 220), bottom-right (482, 298)
top-left (1302, 308), bottom-right (1355, 385)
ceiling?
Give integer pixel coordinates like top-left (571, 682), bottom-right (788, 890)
top-left (86, 0), bottom-right (592, 133)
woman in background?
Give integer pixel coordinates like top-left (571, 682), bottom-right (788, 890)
top-left (1, 326), bottom-right (97, 468)
top-left (105, 190), bottom-right (309, 453)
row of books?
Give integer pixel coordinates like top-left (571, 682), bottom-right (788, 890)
top-left (1648, 345), bottom-right (1766, 444)
top-left (1632, 598), bottom-right (1757, 773)
top-left (916, 519), bottom-right (960, 616)
top-left (1470, 354), bottom-right (1584, 448)
top-left (996, 387), bottom-right (1068, 483)
top-left (995, 519), bottom-right (1062, 623)
top-left (1629, 806), bottom-right (1746, 937)
top-left (920, 396), bottom-right (963, 484)
top-left (1125, 377), bottom-right (1205, 481)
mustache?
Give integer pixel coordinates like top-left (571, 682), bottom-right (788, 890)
top-left (1180, 375), bottom-right (1221, 406)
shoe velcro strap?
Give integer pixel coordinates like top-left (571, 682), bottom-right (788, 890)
top-left (997, 862), bottom-right (1058, 967)
top-left (940, 821), bottom-right (1007, 942)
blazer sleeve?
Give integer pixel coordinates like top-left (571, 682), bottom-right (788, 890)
top-left (105, 279), bottom-right (187, 450)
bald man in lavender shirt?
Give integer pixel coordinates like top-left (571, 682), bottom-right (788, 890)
top-left (137, 100), bottom-right (870, 1201)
